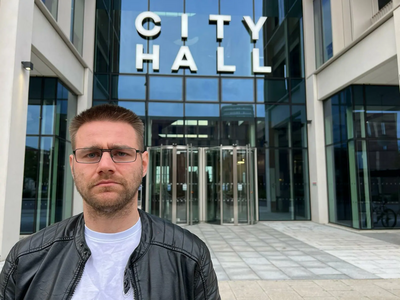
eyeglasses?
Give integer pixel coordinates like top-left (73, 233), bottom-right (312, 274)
top-left (73, 148), bottom-right (144, 164)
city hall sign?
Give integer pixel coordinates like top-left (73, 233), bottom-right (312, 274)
top-left (135, 12), bottom-right (271, 74)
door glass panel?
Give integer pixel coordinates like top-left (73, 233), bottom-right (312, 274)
top-left (237, 149), bottom-right (248, 223)
top-left (222, 149), bottom-right (234, 224)
top-left (190, 149), bottom-right (200, 224)
top-left (176, 149), bottom-right (187, 223)
top-left (160, 148), bottom-right (173, 222)
top-left (206, 148), bottom-right (220, 223)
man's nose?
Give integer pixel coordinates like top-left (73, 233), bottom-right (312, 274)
top-left (96, 151), bottom-right (116, 172)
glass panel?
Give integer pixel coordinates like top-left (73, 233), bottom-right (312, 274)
top-left (27, 99), bottom-right (41, 135)
top-left (261, 149), bottom-right (292, 220)
top-left (185, 104), bottom-right (219, 147)
top-left (44, 78), bottom-right (57, 99)
top-left (149, 0), bottom-right (184, 74)
top-left (237, 149), bottom-right (248, 223)
top-left (116, 0), bottom-right (148, 73)
top-left (221, 104), bottom-right (255, 146)
top-left (287, 7), bottom-right (304, 77)
top-left (326, 143), bottom-right (352, 227)
top-left (42, 0), bottom-right (58, 20)
top-left (368, 140), bottom-right (400, 228)
top-left (71, 0), bottom-right (85, 54)
top-left (220, 0), bottom-right (253, 76)
top-left (93, 74), bottom-right (110, 100)
top-left (205, 148), bottom-right (221, 223)
top-left (55, 82), bottom-right (68, 139)
top-left (257, 79), bottom-right (289, 103)
top-left (29, 77), bottom-right (42, 99)
top-left (149, 77), bottom-right (183, 100)
top-left (37, 137), bottom-right (54, 231)
top-left (186, 78), bottom-right (218, 101)
top-left (21, 137), bottom-right (39, 234)
top-left (148, 103), bottom-right (184, 146)
top-left (293, 149), bottom-right (310, 220)
top-left (41, 99), bottom-right (55, 135)
top-left (291, 79), bottom-right (305, 103)
top-left (259, 104), bottom-right (290, 148)
top-left (148, 148), bottom-right (161, 217)
top-left (353, 85), bottom-right (366, 138)
top-left (117, 101), bottom-right (146, 116)
top-left (189, 149), bottom-right (200, 223)
top-left (291, 105), bottom-right (307, 148)
top-left (222, 149), bottom-right (234, 223)
top-left (95, 2), bottom-right (111, 73)
top-left (112, 76), bottom-right (146, 100)
top-left (356, 140), bottom-right (371, 229)
top-left (314, 0), bottom-right (333, 68)
top-left (160, 148), bottom-right (173, 221)
top-left (365, 86), bottom-right (400, 139)
top-left (185, 0), bottom-right (218, 76)
top-left (176, 150), bottom-right (188, 223)
top-left (222, 78), bottom-right (254, 102)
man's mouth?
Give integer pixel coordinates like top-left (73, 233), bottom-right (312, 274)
top-left (95, 180), bottom-right (120, 187)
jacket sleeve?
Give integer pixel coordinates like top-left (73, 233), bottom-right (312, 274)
top-left (0, 248), bottom-right (17, 300)
top-left (195, 244), bottom-right (221, 300)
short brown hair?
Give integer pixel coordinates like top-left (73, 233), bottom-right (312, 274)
top-left (69, 104), bottom-right (144, 150)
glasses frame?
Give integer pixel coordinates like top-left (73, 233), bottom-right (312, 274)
top-left (73, 148), bottom-right (144, 164)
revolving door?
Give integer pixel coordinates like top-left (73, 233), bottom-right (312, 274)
top-left (145, 145), bottom-right (258, 225)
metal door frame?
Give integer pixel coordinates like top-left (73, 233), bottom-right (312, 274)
top-left (146, 145), bottom-right (258, 225)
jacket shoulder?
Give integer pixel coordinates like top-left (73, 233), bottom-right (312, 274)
top-left (12, 214), bottom-right (82, 257)
top-left (142, 211), bottom-right (207, 258)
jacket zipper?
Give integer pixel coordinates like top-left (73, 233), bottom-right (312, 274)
top-left (65, 259), bottom-right (86, 300)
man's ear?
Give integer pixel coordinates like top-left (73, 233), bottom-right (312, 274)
top-left (141, 151), bottom-right (149, 177)
top-left (69, 154), bottom-right (75, 179)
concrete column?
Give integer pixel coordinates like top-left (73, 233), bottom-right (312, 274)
top-left (302, 0), bottom-right (329, 224)
top-left (0, 0), bottom-right (35, 260)
top-left (393, 1), bottom-right (400, 90)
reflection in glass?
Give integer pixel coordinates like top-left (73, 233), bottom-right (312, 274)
top-left (262, 104), bottom-right (290, 148)
top-left (117, 0), bottom-right (148, 73)
top-left (222, 79), bottom-right (254, 102)
top-left (220, 0), bottom-right (253, 76)
top-left (314, 0), bottom-right (333, 68)
top-left (257, 79), bottom-right (288, 103)
top-left (27, 100), bottom-right (41, 135)
top-left (71, 0), bottom-right (85, 54)
top-left (42, 0), bottom-right (58, 20)
top-left (185, 103), bottom-right (219, 146)
top-left (112, 76), bottom-right (146, 100)
top-left (93, 74), bottom-right (110, 100)
top-left (221, 104), bottom-right (255, 146)
top-left (149, 77), bottom-right (183, 100)
top-left (291, 79), bottom-right (306, 103)
top-left (41, 99), bottom-right (55, 135)
top-left (149, 0), bottom-right (184, 74)
top-left (291, 105), bottom-right (307, 148)
top-left (186, 78), bottom-right (218, 101)
top-left (185, 0), bottom-right (218, 75)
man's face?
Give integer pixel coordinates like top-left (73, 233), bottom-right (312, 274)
top-left (69, 121), bottom-right (148, 216)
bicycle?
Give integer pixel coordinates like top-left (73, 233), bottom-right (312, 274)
top-left (372, 198), bottom-right (397, 228)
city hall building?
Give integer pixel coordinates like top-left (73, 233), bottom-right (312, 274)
top-left (1, 0), bottom-right (399, 259)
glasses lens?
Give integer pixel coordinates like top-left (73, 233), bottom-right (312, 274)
top-left (76, 149), bottom-right (102, 163)
top-left (111, 149), bottom-right (137, 162)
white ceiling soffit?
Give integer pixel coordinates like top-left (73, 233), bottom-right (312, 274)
top-left (30, 52), bottom-right (56, 77)
top-left (354, 57), bottom-right (399, 85)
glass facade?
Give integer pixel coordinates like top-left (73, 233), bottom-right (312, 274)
top-left (313, 0), bottom-right (332, 68)
top-left (22, 78), bottom-right (77, 234)
top-left (42, 0), bottom-right (58, 20)
top-left (94, 0), bottom-right (309, 221)
top-left (325, 85), bottom-right (400, 229)
top-left (71, 0), bottom-right (85, 54)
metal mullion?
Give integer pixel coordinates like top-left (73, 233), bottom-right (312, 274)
top-left (219, 145), bottom-right (223, 225)
top-left (172, 146), bottom-right (177, 224)
top-left (233, 146), bottom-right (238, 225)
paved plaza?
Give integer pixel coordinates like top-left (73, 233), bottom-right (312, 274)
top-left (2, 221), bottom-right (400, 299)
top-left (184, 221), bottom-right (400, 299)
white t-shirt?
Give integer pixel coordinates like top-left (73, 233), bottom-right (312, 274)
top-left (72, 219), bottom-right (142, 300)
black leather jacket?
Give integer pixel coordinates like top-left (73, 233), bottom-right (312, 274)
top-left (0, 210), bottom-right (220, 300)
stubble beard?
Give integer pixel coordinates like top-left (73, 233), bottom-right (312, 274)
top-left (73, 167), bottom-right (143, 218)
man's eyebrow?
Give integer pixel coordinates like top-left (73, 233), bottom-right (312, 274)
top-left (108, 144), bottom-right (133, 149)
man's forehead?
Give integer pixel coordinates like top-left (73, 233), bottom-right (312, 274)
top-left (75, 121), bottom-right (137, 144)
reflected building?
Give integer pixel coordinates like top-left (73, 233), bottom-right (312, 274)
top-left (1, 0), bottom-right (400, 261)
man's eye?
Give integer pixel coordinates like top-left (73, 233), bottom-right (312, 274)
top-left (86, 152), bottom-right (100, 158)
top-left (115, 151), bottom-right (129, 157)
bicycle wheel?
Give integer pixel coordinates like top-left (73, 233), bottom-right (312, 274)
top-left (381, 209), bottom-right (397, 228)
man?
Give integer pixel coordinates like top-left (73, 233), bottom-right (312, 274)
top-left (0, 104), bottom-right (220, 300)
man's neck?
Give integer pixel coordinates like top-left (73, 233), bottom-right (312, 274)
top-left (83, 202), bottom-right (140, 233)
